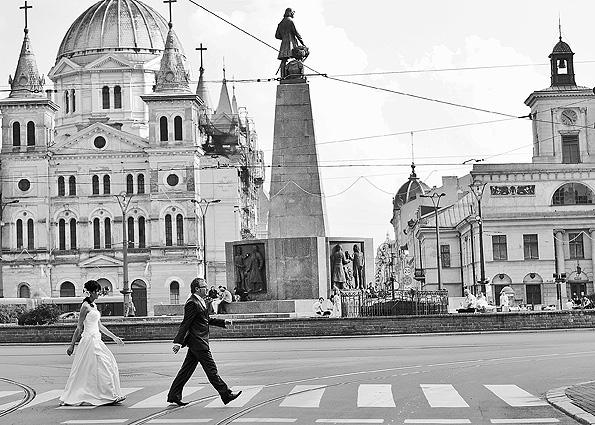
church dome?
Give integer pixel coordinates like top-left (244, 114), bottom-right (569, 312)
top-left (552, 39), bottom-right (573, 54)
top-left (56, 0), bottom-right (181, 63)
top-left (394, 164), bottom-right (429, 209)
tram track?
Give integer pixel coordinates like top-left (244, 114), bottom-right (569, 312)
top-left (0, 377), bottom-right (36, 419)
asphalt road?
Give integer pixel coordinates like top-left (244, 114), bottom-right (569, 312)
top-left (1, 329), bottom-right (594, 424)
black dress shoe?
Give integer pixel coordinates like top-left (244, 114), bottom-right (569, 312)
top-left (221, 390), bottom-right (242, 405)
top-left (167, 399), bottom-right (189, 406)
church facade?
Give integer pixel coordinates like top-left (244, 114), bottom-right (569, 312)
top-left (0, 0), bottom-right (265, 315)
top-left (392, 34), bottom-right (595, 308)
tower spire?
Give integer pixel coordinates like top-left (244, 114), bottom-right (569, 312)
top-left (154, 6), bottom-right (190, 93)
top-left (195, 43), bottom-right (212, 108)
top-left (9, 1), bottom-right (44, 98)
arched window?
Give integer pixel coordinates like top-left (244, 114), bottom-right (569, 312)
top-left (69, 218), bottom-right (77, 250)
top-left (71, 89), bottom-right (76, 113)
top-left (552, 183), bottom-right (594, 205)
top-left (12, 122), bottom-right (20, 146)
top-left (27, 218), bottom-right (34, 250)
top-left (114, 86), bottom-right (122, 109)
top-left (137, 174), bottom-right (145, 194)
top-left (60, 281), bottom-right (75, 297)
top-left (102, 86), bottom-right (110, 109)
top-left (165, 214), bottom-right (172, 246)
top-left (68, 176), bottom-right (76, 196)
top-left (26, 121), bottom-right (35, 146)
top-left (58, 219), bottom-right (66, 250)
top-left (92, 175), bottom-right (100, 195)
top-left (103, 175), bottom-right (111, 194)
top-left (104, 218), bottom-right (111, 249)
top-left (64, 91), bottom-right (70, 114)
top-left (138, 216), bottom-right (146, 248)
top-left (126, 174), bottom-right (134, 194)
top-left (58, 176), bottom-right (65, 196)
top-left (174, 116), bottom-right (183, 140)
top-left (18, 283), bottom-right (30, 298)
top-left (127, 216), bottom-right (135, 248)
top-left (170, 281), bottom-right (180, 304)
top-left (160, 116), bottom-right (168, 141)
top-left (93, 218), bottom-right (100, 249)
top-left (176, 214), bottom-right (184, 245)
top-left (16, 219), bottom-right (23, 249)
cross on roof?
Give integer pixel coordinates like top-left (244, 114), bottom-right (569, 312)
top-left (163, 0), bottom-right (177, 24)
top-left (196, 43), bottom-right (207, 70)
top-left (20, 0), bottom-right (33, 31)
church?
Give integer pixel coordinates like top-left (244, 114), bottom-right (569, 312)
top-left (391, 32), bottom-right (595, 308)
top-left (0, 0), bottom-right (266, 315)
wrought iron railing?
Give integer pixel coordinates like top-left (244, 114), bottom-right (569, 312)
top-left (340, 289), bottom-right (449, 317)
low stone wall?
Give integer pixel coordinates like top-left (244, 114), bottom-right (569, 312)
top-left (2, 310), bottom-right (595, 344)
top-left (154, 300), bottom-right (315, 316)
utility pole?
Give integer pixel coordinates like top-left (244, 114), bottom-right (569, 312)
top-left (190, 199), bottom-right (221, 282)
top-left (0, 194), bottom-right (19, 297)
top-left (420, 193), bottom-right (446, 290)
top-left (114, 192), bottom-right (133, 313)
top-left (469, 180), bottom-right (488, 294)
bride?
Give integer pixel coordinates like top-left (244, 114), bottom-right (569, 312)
top-left (60, 280), bottom-right (126, 406)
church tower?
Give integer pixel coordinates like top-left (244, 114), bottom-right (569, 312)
top-left (0, 2), bottom-right (58, 297)
top-left (525, 32), bottom-right (595, 164)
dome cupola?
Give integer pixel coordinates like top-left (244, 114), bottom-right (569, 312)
top-left (394, 164), bottom-right (430, 209)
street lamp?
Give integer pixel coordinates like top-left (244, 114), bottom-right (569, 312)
top-left (114, 192), bottom-right (133, 313)
top-left (190, 199), bottom-right (221, 282)
top-left (420, 192), bottom-right (446, 290)
top-left (0, 195), bottom-right (19, 298)
top-left (553, 272), bottom-right (567, 310)
top-left (469, 180), bottom-right (487, 294)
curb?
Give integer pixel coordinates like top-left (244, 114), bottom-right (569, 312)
top-left (547, 385), bottom-right (595, 425)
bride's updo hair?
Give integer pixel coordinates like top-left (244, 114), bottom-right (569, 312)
top-left (82, 280), bottom-right (102, 307)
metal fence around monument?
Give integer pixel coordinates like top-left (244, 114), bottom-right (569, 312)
top-left (340, 289), bottom-right (449, 317)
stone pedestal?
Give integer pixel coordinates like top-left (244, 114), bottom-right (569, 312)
top-left (268, 82), bottom-right (327, 238)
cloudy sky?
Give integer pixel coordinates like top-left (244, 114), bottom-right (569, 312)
top-left (1, 0), bottom-right (594, 250)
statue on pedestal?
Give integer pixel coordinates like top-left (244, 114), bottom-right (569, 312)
top-left (275, 7), bottom-right (308, 79)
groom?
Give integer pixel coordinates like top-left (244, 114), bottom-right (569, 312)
top-left (167, 277), bottom-right (241, 406)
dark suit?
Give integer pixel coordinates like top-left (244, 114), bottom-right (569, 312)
top-left (167, 294), bottom-right (231, 402)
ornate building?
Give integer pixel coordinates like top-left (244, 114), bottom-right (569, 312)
top-left (392, 34), bottom-right (595, 308)
top-left (0, 0), bottom-right (265, 315)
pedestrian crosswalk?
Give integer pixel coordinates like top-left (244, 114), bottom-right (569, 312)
top-left (0, 383), bottom-right (552, 411)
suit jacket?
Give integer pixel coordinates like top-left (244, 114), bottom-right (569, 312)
top-left (173, 294), bottom-right (226, 351)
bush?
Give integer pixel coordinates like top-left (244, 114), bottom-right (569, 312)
top-left (0, 304), bottom-right (27, 324)
top-left (17, 304), bottom-right (62, 325)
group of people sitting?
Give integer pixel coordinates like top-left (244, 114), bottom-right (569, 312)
top-left (457, 289), bottom-right (495, 313)
top-left (206, 286), bottom-right (233, 314)
top-left (566, 292), bottom-right (594, 310)
top-left (313, 291), bottom-right (341, 317)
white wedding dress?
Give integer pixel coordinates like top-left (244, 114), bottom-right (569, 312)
top-left (60, 304), bottom-right (123, 406)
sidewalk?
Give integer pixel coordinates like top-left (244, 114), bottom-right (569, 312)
top-left (547, 381), bottom-right (595, 424)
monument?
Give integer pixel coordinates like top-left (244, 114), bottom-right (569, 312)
top-left (225, 9), bottom-right (372, 309)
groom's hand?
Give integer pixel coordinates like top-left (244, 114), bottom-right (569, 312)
top-left (172, 343), bottom-right (181, 354)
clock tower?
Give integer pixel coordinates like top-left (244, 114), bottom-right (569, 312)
top-left (524, 35), bottom-right (595, 164)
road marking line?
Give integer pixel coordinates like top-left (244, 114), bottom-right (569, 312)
top-left (61, 421), bottom-right (128, 424)
top-left (0, 390), bottom-right (20, 399)
top-left (9, 389), bottom-right (62, 410)
top-left (232, 419), bottom-right (297, 423)
top-left (315, 420), bottom-right (384, 424)
top-left (485, 385), bottom-right (548, 407)
top-left (147, 420), bottom-right (212, 424)
top-left (420, 384), bottom-right (469, 408)
top-left (130, 386), bottom-right (203, 408)
top-left (280, 385), bottom-right (325, 408)
top-left (357, 384), bottom-right (395, 407)
top-left (404, 420), bottom-right (471, 424)
top-left (490, 419), bottom-right (559, 423)
top-left (205, 386), bottom-right (262, 408)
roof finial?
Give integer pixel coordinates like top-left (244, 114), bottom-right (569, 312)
top-left (196, 43), bottom-right (207, 72)
top-left (163, 0), bottom-right (177, 28)
top-left (222, 57), bottom-right (226, 81)
top-left (410, 131), bottom-right (417, 178)
top-left (20, 0), bottom-right (32, 33)
top-left (558, 13), bottom-right (562, 41)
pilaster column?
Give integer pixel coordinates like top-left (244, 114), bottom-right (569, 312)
top-left (589, 229), bottom-right (595, 288)
top-left (554, 229), bottom-right (567, 302)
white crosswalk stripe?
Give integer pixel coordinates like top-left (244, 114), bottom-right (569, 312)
top-left (130, 386), bottom-right (203, 408)
top-left (420, 384), bottom-right (469, 408)
top-left (357, 384), bottom-right (395, 408)
top-left (57, 388), bottom-right (142, 410)
top-left (485, 385), bottom-right (548, 407)
top-left (280, 385), bottom-right (326, 408)
top-left (204, 386), bottom-right (263, 408)
top-left (0, 390), bottom-right (21, 399)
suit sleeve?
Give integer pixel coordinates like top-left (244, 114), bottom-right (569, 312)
top-left (173, 301), bottom-right (198, 345)
top-left (208, 317), bottom-right (226, 328)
